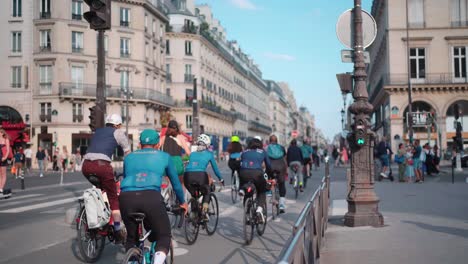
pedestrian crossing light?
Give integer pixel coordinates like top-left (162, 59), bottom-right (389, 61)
top-left (84, 0), bottom-right (111, 30)
top-left (355, 116), bottom-right (367, 147)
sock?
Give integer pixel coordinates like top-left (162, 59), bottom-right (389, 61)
top-left (114, 221), bottom-right (121, 231)
top-left (153, 251), bottom-right (167, 264)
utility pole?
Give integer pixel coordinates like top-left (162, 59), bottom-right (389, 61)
top-left (344, 0), bottom-right (383, 227)
top-left (192, 78), bottom-right (200, 142)
top-left (405, 0), bottom-right (414, 143)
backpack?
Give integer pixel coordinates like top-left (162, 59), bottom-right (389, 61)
top-left (267, 144), bottom-right (284, 159)
top-left (83, 187), bottom-right (111, 229)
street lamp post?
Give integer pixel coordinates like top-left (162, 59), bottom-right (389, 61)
top-left (341, 109), bottom-right (345, 130)
top-left (344, 0), bottom-right (383, 227)
top-left (405, 0), bottom-right (414, 143)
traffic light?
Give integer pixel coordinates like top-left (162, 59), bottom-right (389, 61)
top-left (89, 106), bottom-right (96, 131)
top-left (83, 0), bottom-right (111, 30)
top-left (355, 116), bottom-right (367, 147)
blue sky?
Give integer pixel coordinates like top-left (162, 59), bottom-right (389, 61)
top-left (195, 0), bottom-right (373, 140)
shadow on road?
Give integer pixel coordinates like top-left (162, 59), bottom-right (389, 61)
top-left (402, 220), bottom-right (468, 239)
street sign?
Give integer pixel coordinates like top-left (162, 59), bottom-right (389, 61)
top-left (341, 50), bottom-right (371, 63)
top-left (291, 130), bottom-right (299, 138)
top-left (336, 9), bottom-right (377, 49)
top-left (406, 111), bottom-right (434, 128)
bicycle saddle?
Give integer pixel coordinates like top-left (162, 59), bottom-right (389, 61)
top-left (130, 212), bottom-right (146, 222)
top-left (88, 175), bottom-right (101, 188)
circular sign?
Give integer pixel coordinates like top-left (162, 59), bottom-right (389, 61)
top-left (336, 9), bottom-right (377, 49)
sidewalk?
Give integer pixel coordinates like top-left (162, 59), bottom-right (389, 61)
top-left (321, 168), bottom-right (468, 264)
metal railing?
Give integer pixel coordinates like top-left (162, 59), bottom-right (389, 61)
top-left (120, 21), bottom-right (130, 27)
top-left (39, 12), bottom-right (51, 19)
top-left (53, 82), bottom-right (174, 106)
top-left (248, 120), bottom-right (272, 134)
top-left (184, 74), bottom-right (194, 83)
top-left (72, 14), bottom-right (82, 20)
top-left (386, 73), bottom-right (468, 85)
top-left (277, 161), bottom-right (331, 264)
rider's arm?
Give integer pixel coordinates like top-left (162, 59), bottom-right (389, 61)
top-left (177, 134), bottom-right (191, 155)
top-left (209, 152), bottom-right (223, 180)
top-left (166, 156), bottom-right (185, 204)
top-left (114, 129), bottom-right (131, 156)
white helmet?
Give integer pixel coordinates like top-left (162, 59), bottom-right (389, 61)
top-left (254, 135), bottom-right (262, 141)
top-left (105, 114), bottom-right (122, 125)
top-left (197, 134), bottom-right (211, 146)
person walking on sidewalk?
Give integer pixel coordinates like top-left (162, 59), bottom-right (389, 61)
top-left (405, 144), bottom-right (415, 182)
top-left (0, 129), bottom-right (11, 194)
top-left (377, 136), bottom-right (393, 180)
top-left (24, 145), bottom-right (32, 174)
top-left (413, 139), bottom-right (423, 183)
top-left (13, 148), bottom-right (24, 179)
top-left (35, 146), bottom-right (46, 177)
top-left (395, 143), bottom-right (407, 182)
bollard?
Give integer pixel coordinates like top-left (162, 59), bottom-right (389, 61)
top-left (21, 177), bottom-right (25, 190)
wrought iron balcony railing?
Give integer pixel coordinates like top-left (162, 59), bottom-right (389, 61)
top-left (385, 73), bottom-right (468, 86)
top-left (39, 12), bottom-right (51, 19)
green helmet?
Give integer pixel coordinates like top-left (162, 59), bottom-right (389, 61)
top-left (231, 135), bottom-right (240, 143)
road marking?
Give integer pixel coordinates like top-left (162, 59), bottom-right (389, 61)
top-left (12, 181), bottom-right (89, 193)
top-left (330, 199), bottom-right (347, 216)
top-left (219, 204), bottom-right (240, 217)
top-left (0, 192), bottom-right (77, 208)
top-left (0, 197), bottom-right (78, 213)
top-left (0, 193), bottom-right (43, 202)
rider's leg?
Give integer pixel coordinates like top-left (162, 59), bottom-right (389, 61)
top-left (119, 191), bottom-right (139, 251)
top-left (145, 191), bottom-right (171, 264)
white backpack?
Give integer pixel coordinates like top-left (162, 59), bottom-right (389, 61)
top-left (83, 186), bottom-right (111, 229)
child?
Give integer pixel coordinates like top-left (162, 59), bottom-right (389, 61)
top-left (405, 145), bottom-right (415, 183)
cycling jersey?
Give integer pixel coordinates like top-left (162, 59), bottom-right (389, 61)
top-left (230, 152), bottom-right (242, 159)
top-left (240, 149), bottom-right (272, 171)
top-left (300, 144), bottom-right (314, 159)
top-left (121, 148), bottom-right (185, 204)
top-left (185, 150), bottom-right (223, 180)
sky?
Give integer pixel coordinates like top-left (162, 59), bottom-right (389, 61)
top-left (195, 0), bottom-right (373, 140)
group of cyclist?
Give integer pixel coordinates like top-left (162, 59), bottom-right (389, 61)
top-left (81, 113), bottom-right (316, 264)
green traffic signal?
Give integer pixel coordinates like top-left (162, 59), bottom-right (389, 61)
top-left (357, 138), bottom-right (365, 145)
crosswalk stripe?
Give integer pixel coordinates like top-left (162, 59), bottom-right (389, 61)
top-left (0, 197), bottom-right (78, 213)
top-left (0, 193), bottom-right (43, 202)
top-left (0, 192), bottom-right (80, 209)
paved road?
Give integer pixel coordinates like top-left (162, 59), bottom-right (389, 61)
top-left (0, 163), bottom-right (327, 263)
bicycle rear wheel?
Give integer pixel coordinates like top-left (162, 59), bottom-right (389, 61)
top-left (271, 187), bottom-right (280, 220)
top-left (184, 198), bottom-right (200, 245)
top-left (243, 199), bottom-right (254, 245)
top-left (205, 193), bottom-right (219, 235)
top-left (77, 207), bottom-right (106, 263)
top-left (121, 247), bottom-right (143, 264)
top-left (257, 201), bottom-right (267, 236)
top-left (231, 172), bottom-right (238, 204)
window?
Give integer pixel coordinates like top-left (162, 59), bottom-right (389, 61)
top-left (11, 66), bottom-right (21, 88)
top-left (39, 0), bottom-right (50, 18)
top-left (120, 71), bottom-right (129, 90)
top-left (72, 0), bottom-right (83, 20)
top-left (145, 42), bottom-right (149, 60)
top-left (185, 89), bottom-right (193, 105)
top-left (40, 102), bottom-right (52, 122)
top-left (120, 38), bottom-right (130, 57)
top-left (152, 19), bottom-right (156, 36)
top-left (451, 0), bottom-right (468, 27)
top-left (12, 0), bottom-right (22, 17)
top-left (144, 14), bottom-right (148, 32)
top-left (11, 31), bottom-right (21, 53)
top-left (39, 65), bottom-right (52, 94)
top-left (40, 30), bottom-right (51, 51)
top-left (120, 8), bottom-right (130, 27)
top-left (410, 48), bottom-right (425, 79)
top-left (453, 46), bottom-right (467, 79)
top-left (185, 41), bottom-right (192, 55)
top-left (71, 66), bottom-right (84, 94)
top-left (160, 24), bottom-right (163, 39)
top-left (166, 88), bottom-right (170, 96)
top-left (408, 0), bottom-right (425, 28)
top-left (184, 64), bottom-right (192, 83)
top-left (73, 103), bottom-right (83, 122)
top-left (72, 31), bottom-right (83, 53)
top-left (186, 115), bottom-right (193, 129)
top-left (166, 40), bottom-right (170, 55)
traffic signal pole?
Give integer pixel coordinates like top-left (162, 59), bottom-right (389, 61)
top-left (96, 30), bottom-right (106, 128)
top-left (344, 0), bottom-right (383, 227)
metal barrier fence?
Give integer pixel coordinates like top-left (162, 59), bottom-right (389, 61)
top-left (277, 161), bottom-right (331, 264)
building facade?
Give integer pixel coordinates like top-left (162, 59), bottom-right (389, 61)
top-left (368, 0), bottom-right (468, 153)
top-left (266, 80), bottom-right (288, 145)
top-left (1, 0), bottom-right (172, 156)
top-left (165, 0), bottom-right (271, 155)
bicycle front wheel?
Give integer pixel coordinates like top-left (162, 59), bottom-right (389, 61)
top-left (77, 207), bottom-right (106, 263)
top-left (205, 193), bottom-right (219, 235)
top-left (257, 201), bottom-right (267, 236)
top-left (231, 172), bottom-right (238, 204)
top-left (243, 199), bottom-right (254, 245)
top-left (121, 247), bottom-right (143, 264)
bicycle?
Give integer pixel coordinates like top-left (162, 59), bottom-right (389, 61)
top-left (241, 181), bottom-right (267, 245)
top-left (231, 169), bottom-right (240, 204)
top-left (76, 174), bottom-right (121, 263)
top-left (161, 179), bottom-right (179, 229)
top-left (266, 174), bottom-right (280, 220)
top-left (121, 208), bottom-right (185, 264)
top-left (184, 181), bottom-right (221, 245)
top-left (289, 163), bottom-right (300, 199)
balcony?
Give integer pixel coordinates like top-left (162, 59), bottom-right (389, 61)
top-left (451, 21), bottom-right (468, 27)
top-left (248, 120), bottom-right (272, 134)
top-left (121, 52), bottom-right (130, 58)
top-left (40, 45), bottom-right (51, 52)
top-left (72, 47), bottom-right (83, 53)
top-left (73, 114), bottom-right (84, 123)
top-left (53, 82), bottom-right (174, 107)
top-left (182, 24), bottom-right (198, 34)
top-left (11, 83), bottom-right (21, 88)
top-left (72, 14), bottom-right (82, 20)
top-left (166, 73), bottom-right (172, 83)
top-left (184, 74), bottom-right (194, 83)
top-left (39, 82), bottom-right (52, 95)
top-left (39, 113), bottom-right (52, 122)
top-left (120, 21), bottom-right (130, 27)
top-left (200, 101), bottom-right (236, 121)
top-left (39, 12), bottom-right (51, 19)
top-left (385, 73), bottom-right (468, 86)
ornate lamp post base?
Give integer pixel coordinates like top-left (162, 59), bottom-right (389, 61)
top-left (344, 195), bottom-right (383, 227)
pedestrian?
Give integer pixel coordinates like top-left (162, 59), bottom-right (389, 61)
top-left (24, 145), bottom-right (32, 174)
top-left (35, 146), bottom-right (46, 177)
top-left (395, 143), bottom-right (407, 182)
top-left (332, 146), bottom-right (339, 167)
top-left (412, 140), bottom-right (423, 183)
top-left (341, 146), bottom-right (349, 165)
top-left (405, 144), bottom-right (415, 182)
top-left (53, 147), bottom-right (59, 171)
top-left (61, 146), bottom-right (69, 172)
top-left (0, 129), bottom-right (11, 194)
top-left (43, 148), bottom-right (50, 172)
top-left (13, 148), bottom-right (24, 179)
top-left (433, 144), bottom-right (440, 171)
top-left (74, 148), bottom-right (82, 172)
